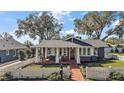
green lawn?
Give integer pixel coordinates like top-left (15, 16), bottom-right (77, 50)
top-left (82, 60), bottom-right (124, 68)
top-left (109, 53), bottom-right (124, 56)
top-left (23, 64), bottom-right (68, 70)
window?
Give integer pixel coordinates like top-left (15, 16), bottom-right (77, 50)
top-left (83, 48), bottom-right (86, 55)
top-left (6, 50), bottom-right (9, 55)
top-left (13, 50), bottom-right (16, 57)
top-left (87, 48), bottom-right (91, 55)
top-left (94, 48), bottom-right (98, 55)
top-left (48, 48), bottom-right (51, 56)
top-left (63, 48), bottom-right (67, 56)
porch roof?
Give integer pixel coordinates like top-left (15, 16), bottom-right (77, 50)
top-left (32, 40), bottom-right (83, 48)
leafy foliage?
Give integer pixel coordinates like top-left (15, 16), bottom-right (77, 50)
top-left (18, 50), bottom-right (26, 61)
top-left (122, 48), bottom-right (124, 53)
top-left (106, 37), bottom-right (122, 45)
top-left (74, 11), bottom-right (124, 41)
top-left (0, 72), bottom-right (13, 81)
top-left (115, 48), bottom-right (119, 53)
top-left (15, 12), bottom-right (63, 43)
top-left (109, 72), bottom-right (124, 81)
top-left (24, 40), bottom-right (34, 47)
top-left (47, 72), bottom-right (70, 81)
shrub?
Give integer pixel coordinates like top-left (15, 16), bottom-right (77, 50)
top-left (18, 50), bottom-right (26, 61)
top-left (115, 48), bottom-right (119, 53)
top-left (0, 72), bottom-right (13, 81)
top-left (47, 72), bottom-right (70, 81)
top-left (122, 48), bottom-right (124, 53)
top-left (111, 49), bottom-right (114, 53)
top-left (26, 50), bottom-right (32, 58)
top-left (109, 72), bottom-right (124, 81)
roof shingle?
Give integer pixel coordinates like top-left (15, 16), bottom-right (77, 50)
top-left (32, 40), bottom-right (83, 48)
top-left (0, 37), bottom-right (27, 50)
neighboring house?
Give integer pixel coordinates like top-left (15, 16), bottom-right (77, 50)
top-left (33, 37), bottom-right (108, 64)
top-left (0, 34), bottom-right (27, 63)
top-left (105, 43), bottom-right (124, 53)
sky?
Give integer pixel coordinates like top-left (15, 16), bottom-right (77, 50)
top-left (0, 11), bottom-right (119, 44)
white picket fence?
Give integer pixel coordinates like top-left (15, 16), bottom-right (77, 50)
top-left (86, 67), bottom-right (124, 80)
top-left (11, 68), bottom-right (70, 79)
top-left (0, 67), bottom-right (70, 79)
top-left (0, 58), bottom-right (35, 76)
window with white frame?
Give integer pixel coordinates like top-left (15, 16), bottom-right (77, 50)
top-left (63, 48), bottom-right (67, 56)
top-left (6, 50), bottom-right (9, 55)
top-left (48, 48), bottom-right (51, 56)
top-left (94, 48), bottom-right (98, 55)
top-left (83, 48), bottom-right (86, 55)
top-left (13, 50), bottom-right (16, 57)
top-left (87, 48), bottom-right (91, 55)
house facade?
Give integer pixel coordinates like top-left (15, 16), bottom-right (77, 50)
top-left (0, 34), bottom-right (27, 63)
top-left (33, 37), bottom-right (108, 64)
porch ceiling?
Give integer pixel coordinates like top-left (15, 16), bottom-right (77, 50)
top-left (32, 40), bottom-right (83, 48)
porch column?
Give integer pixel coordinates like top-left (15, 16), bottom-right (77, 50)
top-left (76, 47), bottom-right (80, 64)
top-left (91, 48), bottom-right (94, 55)
top-left (66, 48), bottom-right (67, 56)
top-left (41, 48), bottom-right (43, 62)
top-left (45, 48), bottom-right (48, 58)
top-left (69, 48), bottom-right (71, 60)
top-left (56, 48), bottom-right (59, 63)
top-left (35, 47), bottom-right (38, 63)
top-left (41, 48), bottom-right (43, 57)
top-left (62, 48), bottom-right (64, 56)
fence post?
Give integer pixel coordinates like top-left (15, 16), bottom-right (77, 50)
top-left (85, 66), bottom-right (88, 79)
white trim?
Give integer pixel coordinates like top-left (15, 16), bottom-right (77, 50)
top-left (45, 48), bottom-right (48, 58)
top-left (76, 47), bottom-right (80, 64)
top-left (35, 48), bottom-right (38, 63)
top-left (6, 50), bottom-right (9, 55)
top-left (13, 50), bottom-right (16, 57)
top-left (56, 48), bottom-right (59, 63)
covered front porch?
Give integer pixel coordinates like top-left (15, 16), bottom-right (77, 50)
top-left (35, 47), bottom-right (80, 64)
top-left (33, 40), bottom-right (83, 64)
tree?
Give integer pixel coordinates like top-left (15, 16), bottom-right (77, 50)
top-left (106, 36), bottom-right (124, 45)
top-left (106, 37), bottom-right (120, 45)
top-left (24, 40), bottom-right (34, 47)
top-left (24, 40), bottom-right (34, 58)
top-left (15, 12), bottom-right (63, 43)
top-left (74, 11), bottom-right (124, 41)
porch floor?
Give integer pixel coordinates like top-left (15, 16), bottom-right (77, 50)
top-left (38, 60), bottom-right (70, 65)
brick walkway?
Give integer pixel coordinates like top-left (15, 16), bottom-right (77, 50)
top-left (70, 60), bottom-right (85, 81)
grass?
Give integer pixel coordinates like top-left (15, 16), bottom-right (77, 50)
top-left (109, 52), bottom-right (124, 56)
top-left (82, 60), bottom-right (124, 68)
top-left (24, 64), bottom-right (42, 70)
top-left (23, 64), bottom-right (68, 70)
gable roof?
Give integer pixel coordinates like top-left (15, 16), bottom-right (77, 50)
top-left (66, 37), bottom-right (108, 47)
top-left (32, 40), bottom-right (83, 48)
top-left (0, 37), bottom-right (27, 50)
top-left (83, 40), bottom-right (108, 47)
